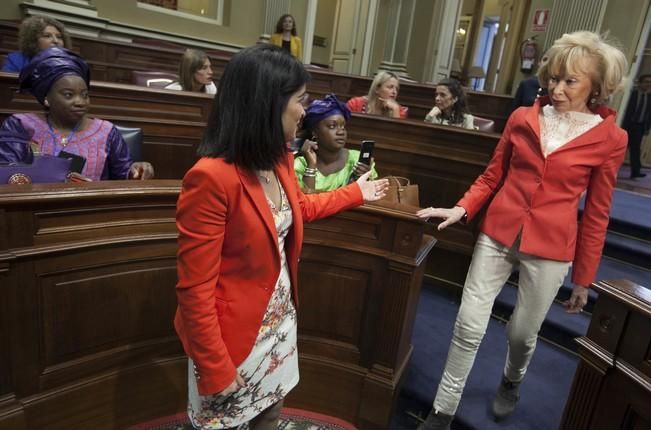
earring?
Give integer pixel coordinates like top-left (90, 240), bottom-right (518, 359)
top-left (44, 98), bottom-right (50, 107)
top-left (590, 92), bottom-right (599, 105)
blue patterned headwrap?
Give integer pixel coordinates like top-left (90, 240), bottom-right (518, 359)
top-left (19, 47), bottom-right (90, 105)
top-left (302, 94), bottom-right (351, 131)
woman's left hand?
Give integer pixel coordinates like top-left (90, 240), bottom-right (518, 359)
top-left (356, 171), bottom-right (389, 202)
top-left (563, 284), bottom-right (589, 314)
top-left (129, 162), bottom-right (155, 179)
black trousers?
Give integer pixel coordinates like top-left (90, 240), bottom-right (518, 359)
top-left (626, 122), bottom-right (645, 176)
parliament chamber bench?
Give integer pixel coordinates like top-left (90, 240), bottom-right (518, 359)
top-left (0, 71), bottom-right (499, 290)
top-left (0, 182), bottom-right (434, 430)
top-left (0, 20), bottom-right (513, 132)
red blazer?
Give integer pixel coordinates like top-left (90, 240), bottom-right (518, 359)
top-left (174, 153), bottom-right (363, 395)
top-left (457, 98), bottom-right (627, 287)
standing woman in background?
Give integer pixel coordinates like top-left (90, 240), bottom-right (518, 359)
top-left (165, 49), bottom-right (217, 95)
top-left (416, 31), bottom-right (628, 430)
top-left (174, 44), bottom-right (387, 430)
top-left (2, 15), bottom-right (72, 73)
top-left (269, 14), bottom-right (302, 61)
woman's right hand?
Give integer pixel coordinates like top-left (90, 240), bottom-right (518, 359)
top-left (379, 97), bottom-right (400, 117)
top-left (416, 206), bottom-right (466, 230)
top-left (217, 373), bottom-right (246, 397)
top-left (300, 139), bottom-right (318, 167)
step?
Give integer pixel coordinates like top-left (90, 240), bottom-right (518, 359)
top-left (603, 231), bottom-right (651, 270)
top-left (400, 285), bottom-right (578, 430)
top-left (579, 189), bottom-right (651, 240)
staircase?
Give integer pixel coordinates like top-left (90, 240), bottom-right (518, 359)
top-left (392, 189), bottom-right (651, 430)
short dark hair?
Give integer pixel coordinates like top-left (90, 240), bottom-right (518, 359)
top-left (19, 15), bottom-right (72, 57)
top-left (436, 78), bottom-right (470, 124)
top-left (198, 44), bottom-right (310, 171)
top-left (275, 14), bottom-right (297, 36)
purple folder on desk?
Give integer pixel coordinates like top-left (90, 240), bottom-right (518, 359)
top-left (0, 155), bottom-right (72, 185)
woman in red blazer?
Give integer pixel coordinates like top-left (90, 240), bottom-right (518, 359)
top-left (416, 32), bottom-right (628, 430)
top-left (174, 44), bottom-right (388, 430)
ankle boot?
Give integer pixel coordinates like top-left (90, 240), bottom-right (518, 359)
top-left (491, 375), bottom-right (521, 421)
top-left (417, 409), bottom-right (453, 430)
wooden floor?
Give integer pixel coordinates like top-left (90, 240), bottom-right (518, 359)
top-left (616, 165), bottom-right (651, 196)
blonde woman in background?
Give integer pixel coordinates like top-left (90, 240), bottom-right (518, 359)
top-left (165, 49), bottom-right (216, 95)
top-left (346, 71), bottom-right (408, 119)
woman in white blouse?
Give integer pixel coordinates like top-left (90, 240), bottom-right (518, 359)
top-left (416, 32), bottom-right (628, 430)
top-left (424, 78), bottom-right (475, 130)
top-left (165, 48), bottom-right (217, 95)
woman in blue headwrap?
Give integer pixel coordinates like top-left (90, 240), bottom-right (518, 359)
top-left (0, 46), bottom-right (154, 181)
top-left (295, 94), bottom-right (377, 192)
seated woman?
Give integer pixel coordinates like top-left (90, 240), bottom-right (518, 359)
top-left (424, 78), bottom-right (475, 129)
top-left (2, 15), bottom-right (72, 73)
top-left (269, 14), bottom-right (302, 60)
top-left (346, 71), bottom-right (408, 119)
top-left (164, 49), bottom-right (216, 94)
top-left (0, 47), bottom-right (154, 181)
top-left (295, 94), bottom-right (378, 192)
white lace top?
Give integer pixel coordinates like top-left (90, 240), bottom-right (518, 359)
top-left (539, 105), bottom-right (602, 157)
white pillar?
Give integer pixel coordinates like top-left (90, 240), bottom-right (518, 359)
top-left (259, 0), bottom-right (291, 43)
top-left (377, 0), bottom-right (417, 77)
top-left (302, 0), bottom-right (318, 64)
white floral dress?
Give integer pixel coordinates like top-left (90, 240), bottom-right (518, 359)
top-left (187, 183), bottom-right (299, 429)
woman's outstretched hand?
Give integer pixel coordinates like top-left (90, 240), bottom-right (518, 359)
top-left (356, 171), bottom-right (389, 201)
top-left (417, 206), bottom-right (466, 230)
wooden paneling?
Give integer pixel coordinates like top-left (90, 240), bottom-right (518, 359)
top-left (0, 183), bottom-right (434, 430)
top-left (0, 181), bottom-right (185, 430)
top-left (0, 71), bottom-right (493, 289)
top-left (0, 20), bottom-right (513, 132)
top-left (561, 279), bottom-right (651, 430)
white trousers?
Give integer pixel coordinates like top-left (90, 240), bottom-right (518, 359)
top-left (433, 233), bottom-right (571, 415)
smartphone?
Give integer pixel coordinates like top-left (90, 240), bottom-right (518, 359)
top-left (357, 140), bottom-right (375, 166)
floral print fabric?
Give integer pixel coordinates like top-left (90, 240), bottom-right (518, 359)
top-left (187, 183), bottom-right (298, 429)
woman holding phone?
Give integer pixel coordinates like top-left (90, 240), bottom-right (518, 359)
top-left (295, 94), bottom-right (378, 193)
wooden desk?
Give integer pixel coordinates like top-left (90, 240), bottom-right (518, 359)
top-left (0, 73), bottom-right (494, 290)
top-left (0, 20), bottom-right (513, 132)
top-left (0, 183), bottom-right (434, 430)
top-left (0, 72), bottom-right (212, 180)
top-left (561, 279), bottom-right (651, 429)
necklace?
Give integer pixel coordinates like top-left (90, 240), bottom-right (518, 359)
top-left (258, 170), bottom-right (272, 184)
top-left (47, 116), bottom-right (81, 149)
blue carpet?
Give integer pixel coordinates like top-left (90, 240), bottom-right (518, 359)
top-left (400, 286), bottom-right (577, 430)
top-left (580, 188), bottom-right (651, 236)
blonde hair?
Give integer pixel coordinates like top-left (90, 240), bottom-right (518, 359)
top-left (366, 70), bottom-right (400, 115)
top-left (179, 49), bottom-right (210, 92)
top-left (537, 31), bottom-right (627, 104)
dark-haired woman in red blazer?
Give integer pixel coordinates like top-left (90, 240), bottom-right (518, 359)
top-left (416, 32), bottom-right (629, 430)
top-left (174, 44), bottom-right (388, 430)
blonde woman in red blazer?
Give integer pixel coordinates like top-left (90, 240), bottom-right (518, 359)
top-left (174, 45), bottom-right (388, 430)
top-left (417, 32), bottom-right (628, 430)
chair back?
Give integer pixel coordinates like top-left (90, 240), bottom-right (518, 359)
top-left (473, 116), bottom-right (495, 133)
top-left (115, 125), bottom-right (143, 162)
top-left (132, 71), bottom-right (178, 89)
